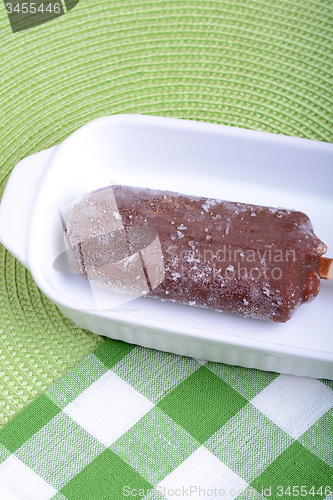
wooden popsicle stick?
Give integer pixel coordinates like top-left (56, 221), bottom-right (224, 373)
top-left (319, 257), bottom-right (333, 280)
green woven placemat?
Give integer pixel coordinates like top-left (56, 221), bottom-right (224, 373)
top-left (0, 0), bottom-right (332, 427)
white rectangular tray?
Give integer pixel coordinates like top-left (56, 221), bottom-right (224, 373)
top-left (1, 115), bottom-right (332, 378)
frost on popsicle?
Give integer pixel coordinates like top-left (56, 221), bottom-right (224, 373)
top-left (64, 187), bottom-right (165, 300)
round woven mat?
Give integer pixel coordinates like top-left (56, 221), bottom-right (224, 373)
top-left (0, 0), bottom-right (332, 427)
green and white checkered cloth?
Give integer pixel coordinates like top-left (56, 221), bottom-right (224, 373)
top-left (0, 338), bottom-right (332, 500)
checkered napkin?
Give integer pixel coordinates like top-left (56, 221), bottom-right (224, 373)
top-left (0, 339), bottom-right (332, 500)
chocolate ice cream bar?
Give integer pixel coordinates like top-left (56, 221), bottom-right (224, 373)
top-left (64, 185), bottom-right (329, 322)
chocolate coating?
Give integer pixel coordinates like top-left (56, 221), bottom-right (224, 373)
top-left (65, 185), bottom-right (327, 322)
top-left (303, 271), bottom-right (321, 303)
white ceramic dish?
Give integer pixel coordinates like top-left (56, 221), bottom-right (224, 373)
top-left (1, 114), bottom-right (332, 379)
